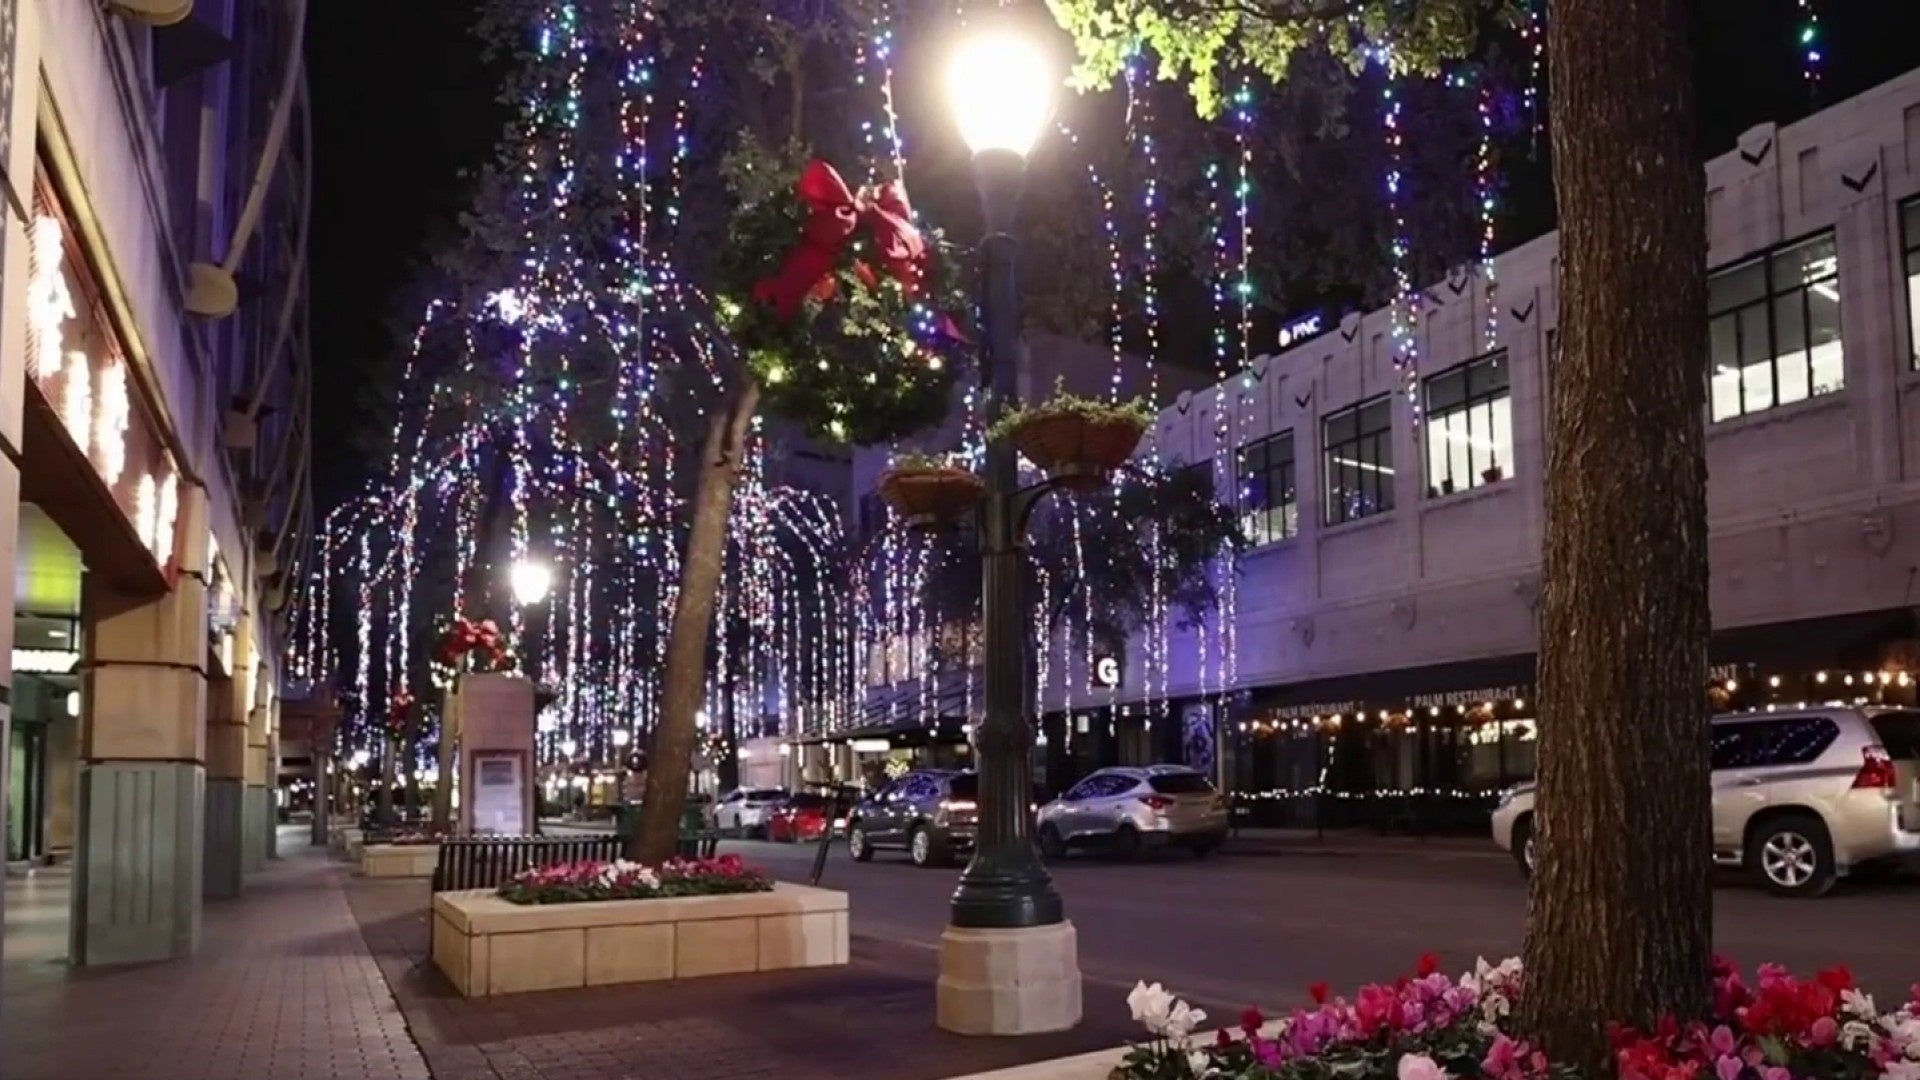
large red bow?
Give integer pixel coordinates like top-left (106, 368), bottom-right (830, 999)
top-left (752, 161), bottom-right (927, 322)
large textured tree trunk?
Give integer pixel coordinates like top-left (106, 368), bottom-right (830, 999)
top-left (1519, 0), bottom-right (1712, 1066)
top-left (629, 382), bottom-right (762, 863)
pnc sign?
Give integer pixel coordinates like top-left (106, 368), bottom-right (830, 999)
top-left (1277, 312), bottom-right (1325, 350)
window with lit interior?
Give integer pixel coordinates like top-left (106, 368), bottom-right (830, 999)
top-left (1235, 430), bottom-right (1297, 545)
top-left (1423, 351), bottom-right (1513, 496)
top-left (1322, 396), bottom-right (1394, 526)
top-left (1708, 231), bottom-right (1843, 422)
top-left (1903, 198), bottom-right (1920, 369)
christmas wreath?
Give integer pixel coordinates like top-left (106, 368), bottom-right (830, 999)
top-left (716, 155), bottom-right (968, 446)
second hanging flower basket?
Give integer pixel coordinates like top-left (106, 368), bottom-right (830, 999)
top-left (878, 456), bottom-right (985, 527)
top-left (989, 386), bottom-right (1154, 490)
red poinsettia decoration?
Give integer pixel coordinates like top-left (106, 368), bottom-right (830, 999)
top-left (751, 160), bottom-right (929, 322)
top-left (434, 616), bottom-right (513, 673)
top-left (384, 688), bottom-right (417, 739)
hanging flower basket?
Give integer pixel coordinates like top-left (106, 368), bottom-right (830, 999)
top-left (878, 464), bottom-right (985, 527)
top-left (987, 386), bottom-right (1155, 491)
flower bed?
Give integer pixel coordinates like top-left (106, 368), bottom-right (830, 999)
top-left (433, 874), bottom-right (847, 997)
top-left (496, 854), bottom-right (773, 905)
top-left (1116, 957), bottom-right (1920, 1080)
top-left (359, 840), bottom-right (441, 879)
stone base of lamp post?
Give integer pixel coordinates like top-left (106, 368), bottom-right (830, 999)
top-left (935, 921), bottom-right (1083, 1035)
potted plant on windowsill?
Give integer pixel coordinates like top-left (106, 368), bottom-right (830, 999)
top-left (1481, 464), bottom-right (1504, 485)
top-left (877, 452), bottom-right (985, 527)
top-left (987, 381), bottom-right (1155, 490)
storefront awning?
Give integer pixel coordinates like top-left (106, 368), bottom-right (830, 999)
top-left (791, 716), bottom-right (970, 748)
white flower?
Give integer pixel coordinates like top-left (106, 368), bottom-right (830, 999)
top-left (1129, 981), bottom-right (1175, 1033)
top-left (1188, 1050), bottom-right (1212, 1077)
top-left (1163, 1000), bottom-right (1207, 1040)
top-left (1843, 989), bottom-right (1880, 1021)
top-left (1842, 1020), bottom-right (1878, 1052)
top-left (1126, 980), bottom-right (1204, 1040)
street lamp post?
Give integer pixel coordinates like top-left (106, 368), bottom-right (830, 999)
top-left (936, 27), bottom-right (1083, 1037)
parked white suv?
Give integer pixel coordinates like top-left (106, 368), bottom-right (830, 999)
top-left (1491, 707), bottom-right (1920, 897)
top-left (1035, 765), bottom-right (1229, 858)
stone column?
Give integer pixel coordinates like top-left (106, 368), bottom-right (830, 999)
top-left (243, 657), bottom-right (271, 873)
top-left (43, 712), bottom-right (77, 857)
top-left (0, 0), bottom-right (34, 961)
top-left (264, 698), bottom-right (281, 859)
top-left (73, 487), bottom-right (211, 966)
top-left (309, 739), bottom-right (330, 847)
top-left (202, 623), bottom-right (249, 898)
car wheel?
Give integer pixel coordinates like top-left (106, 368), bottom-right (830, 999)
top-left (1111, 823), bottom-right (1142, 860)
top-left (1511, 816), bottom-right (1536, 878)
top-left (1039, 824), bottom-right (1067, 860)
top-left (1751, 815), bottom-right (1836, 898)
top-left (909, 826), bottom-right (949, 868)
top-left (1189, 835), bottom-right (1219, 858)
top-left (848, 824), bottom-right (874, 862)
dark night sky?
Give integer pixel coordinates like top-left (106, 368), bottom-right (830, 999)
top-left (305, 1), bottom-right (1920, 511)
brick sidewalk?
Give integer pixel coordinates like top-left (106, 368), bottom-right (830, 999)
top-left (346, 875), bottom-right (1186, 1080)
top-left (2, 838), bottom-right (427, 1080)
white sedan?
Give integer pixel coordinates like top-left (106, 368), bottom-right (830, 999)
top-left (710, 788), bottom-right (788, 837)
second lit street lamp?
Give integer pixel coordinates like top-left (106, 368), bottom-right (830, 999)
top-left (934, 27), bottom-right (1083, 1037)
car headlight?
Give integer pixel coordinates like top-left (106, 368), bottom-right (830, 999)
top-left (1496, 788), bottom-right (1516, 811)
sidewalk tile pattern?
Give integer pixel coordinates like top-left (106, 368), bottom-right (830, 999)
top-left (3, 842), bottom-right (430, 1080)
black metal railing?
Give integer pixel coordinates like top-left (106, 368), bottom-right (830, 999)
top-left (431, 835), bottom-right (622, 892)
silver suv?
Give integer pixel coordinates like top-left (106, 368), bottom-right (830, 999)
top-left (1491, 708), bottom-right (1920, 897)
top-left (1035, 765), bottom-right (1229, 859)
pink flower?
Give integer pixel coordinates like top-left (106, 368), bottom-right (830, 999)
top-left (1809, 1015), bottom-right (1839, 1046)
top-left (1398, 1053), bottom-right (1450, 1080)
top-left (1714, 1056), bottom-right (1742, 1080)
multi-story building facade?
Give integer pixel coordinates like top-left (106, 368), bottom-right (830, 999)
top-left (0, 0), bottom-right (312, 964)
top-left (1046, 65), bottom-right (1920, 832)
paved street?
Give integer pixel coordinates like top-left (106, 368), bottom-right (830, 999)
top-left (724, 834), bottom-right (1920, 1009)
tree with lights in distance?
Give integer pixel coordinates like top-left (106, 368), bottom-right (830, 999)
top-left (1045, 0), bottom-right (1710, 1064)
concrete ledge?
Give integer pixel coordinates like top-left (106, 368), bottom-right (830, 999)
top-left (359, 843), bottom-right (440, 878)
top-left (431, 882), bottom-right (849, 997)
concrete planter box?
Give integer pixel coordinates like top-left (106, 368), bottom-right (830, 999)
top-left (431, 882), bottom-right (849, 997)
top-left (341, 828), bottom-right (366, 861)
top-left (360, 843), bottom-right (440, 878)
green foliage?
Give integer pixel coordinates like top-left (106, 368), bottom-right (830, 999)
top-left (985, 379), bottom-right (1157, 444)
top-left (1045, 0), bottom-right (1508, 117)
top-left (890, 451), bottom-right (968, 472)
top-left (714, 136), bottom-right (970, 446)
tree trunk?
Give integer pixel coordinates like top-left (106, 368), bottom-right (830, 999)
top-left (1520, 0), bottom-right (1712, 1067)
top-left (628, 381), bottom-right (762, 863)
top-left (378, 736), bottom-right (397, 825)
top-left (432, 708), bottom-right (454, 831)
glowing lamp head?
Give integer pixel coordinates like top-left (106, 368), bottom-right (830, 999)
top-left (559, 738), bottom-right (578, 758)
top-left (510, 559), bottom-right (553, 605)
top-left (611, 729), bottom-right (632, 748)
top-left (945, 29), bottom-right (1057, 158)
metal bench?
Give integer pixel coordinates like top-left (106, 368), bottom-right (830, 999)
top-left (430, 835), bottom-right (623, 892)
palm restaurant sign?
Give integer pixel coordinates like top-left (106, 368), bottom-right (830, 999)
top-left (26, 191), bottom-right (181, 576)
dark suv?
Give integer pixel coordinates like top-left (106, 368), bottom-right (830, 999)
top-left (847, 770), bottom-right (978, 868)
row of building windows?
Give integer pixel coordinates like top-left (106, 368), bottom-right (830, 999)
top-left (1233, 198), bottom-right (1920, 548)
top-left (1234, 351), bottom-right (1516, 541)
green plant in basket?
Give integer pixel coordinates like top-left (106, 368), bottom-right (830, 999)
top-left (986, 378), bottom-right (1157, 445)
